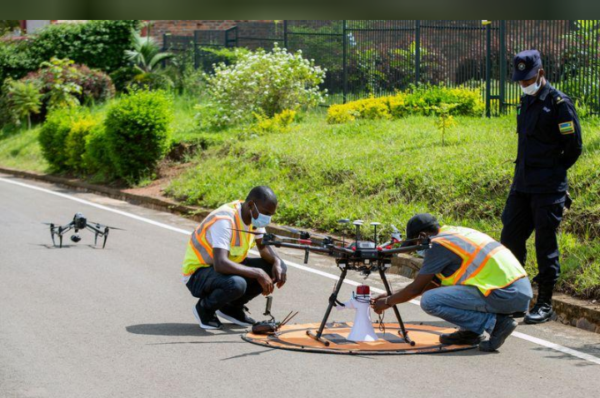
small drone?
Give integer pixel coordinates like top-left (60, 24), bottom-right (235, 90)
top-left (43, 213), bottom-right (124, 248)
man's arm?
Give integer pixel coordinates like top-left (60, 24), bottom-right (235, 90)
top-left (213, 248), bottom-right (274, 295)
top-left (557, 99), bottom-right (583, 170)
top-left (372, 274), bottom-right (435, 313)
top-left (256, 239), bottom-right (287, 288)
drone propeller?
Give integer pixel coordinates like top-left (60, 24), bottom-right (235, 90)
top-left (89, 222), bottom-right (126, 231)
top-left (281, 226), bottom-right (342, 243)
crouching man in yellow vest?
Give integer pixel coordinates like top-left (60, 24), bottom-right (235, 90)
top-left (372, 214), bottom-right (533, 352)
top-left (182, 186), bottom-right (286, 330)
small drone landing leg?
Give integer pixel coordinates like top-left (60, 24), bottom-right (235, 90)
top-left (307, 268), bottom-right (348, 346)
top-left (379, 268), bottom-right (415, 346)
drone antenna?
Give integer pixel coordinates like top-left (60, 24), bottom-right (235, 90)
top-left (353, 220), bottom-right (363, 248)
top-left (371, 222), bottom-right (381, 246)
top-left (338, 219), bottom-right (350, 246)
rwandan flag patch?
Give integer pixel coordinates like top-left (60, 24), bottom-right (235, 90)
top-left (559, 121), bottom-right (575, 134)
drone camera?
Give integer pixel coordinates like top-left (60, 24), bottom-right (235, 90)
top-left (73, 213), bottom-right (87, 230)
top-left (70, 234), bottom-right (82, 243)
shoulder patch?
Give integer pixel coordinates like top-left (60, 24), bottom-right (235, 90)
top-left (559, 121), bottom-right (575, 134)
top-left (555, 96), bottom-right (565, 105)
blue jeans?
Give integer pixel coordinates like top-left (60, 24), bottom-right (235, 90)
top-left (420, 283), bottom-right (531, 335)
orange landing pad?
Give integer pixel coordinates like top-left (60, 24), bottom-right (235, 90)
top-left (242, 322), bottom-right (477, 355)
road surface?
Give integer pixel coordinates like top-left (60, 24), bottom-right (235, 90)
top-left (1, 173), bottom-right (599, 398)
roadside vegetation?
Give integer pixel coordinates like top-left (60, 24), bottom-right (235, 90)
top-left (0, 20), bottom-right (598, 300)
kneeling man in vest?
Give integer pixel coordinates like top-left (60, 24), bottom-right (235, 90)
top-left (182, 186), bottom-right (286, 330)
top-left (373, 214), bottom-right (533, 352)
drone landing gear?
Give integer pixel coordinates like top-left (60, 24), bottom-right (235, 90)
top-left (306, 268), bottom-right (415, 347)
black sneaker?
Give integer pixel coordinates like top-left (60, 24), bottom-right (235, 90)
top-left (440, 330), bottom-right (485, 345)
top-left (524, 303), bottom-right (553, 324)
top-left (479, 315), bottom-right (518, 352)
top-left (193, 302), bottom-right (223, 330)
top-left (216, 305), bottom-right (256, 327)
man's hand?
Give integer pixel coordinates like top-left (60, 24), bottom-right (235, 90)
top-left (372, 296), bottom-right (391, 315)
top-left (272, 260), bottom-right (287, 289)
top-left (255, 269), bottom-right (274, 296)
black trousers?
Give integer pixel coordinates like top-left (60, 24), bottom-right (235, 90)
top-left (500, 191), bottom-right (566, 292)
top-left (186, 257), bottom-right (277, 312)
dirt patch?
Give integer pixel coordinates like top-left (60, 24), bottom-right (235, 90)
top-left (123, 161), bottom-right (191, 199)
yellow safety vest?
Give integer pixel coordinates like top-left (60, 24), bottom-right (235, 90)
top-left (182, 200), bottom-right (257, 278)
top-left (432, 226), bottom-right (527, 296)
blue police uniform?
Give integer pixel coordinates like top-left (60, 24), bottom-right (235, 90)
top-left (500, 50), bottom-right (582, 322)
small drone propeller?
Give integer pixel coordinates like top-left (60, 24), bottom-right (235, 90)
top-left (89, 222), bottom-right (125, 231)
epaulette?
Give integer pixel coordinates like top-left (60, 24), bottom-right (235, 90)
top-left (549, 89), bottom-right (566, 105)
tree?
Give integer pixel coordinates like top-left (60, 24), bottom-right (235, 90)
top-left (125, 30), bottom-right (174, 73)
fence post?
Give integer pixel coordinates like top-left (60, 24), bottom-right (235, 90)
top-left (283, 20), bottom-right (288, 49)
top-left (499, 20), bottom-right (506, 114)
top-left (485, 23), bottom-right (492, 118)
top-left (415, 20), bottom-right (421, 85)
top-left (343, 20), bottom-right (348, 104)
top-left (194, 30), bottom-right (200, 70)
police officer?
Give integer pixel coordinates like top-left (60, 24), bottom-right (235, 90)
top-left (501, 50), bottom-right (582, 324)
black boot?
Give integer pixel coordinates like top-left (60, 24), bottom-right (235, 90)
top-left (479, 315), bottom-right (518, 352)
top-left (524, 286), bottom-right (554, 325)
top-left (440, 330), bottom-right (485, 345)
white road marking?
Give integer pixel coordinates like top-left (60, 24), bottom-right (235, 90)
top-left (2, 176), bottom-right (599, 365)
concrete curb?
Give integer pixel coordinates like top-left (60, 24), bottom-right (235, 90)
top-left (1, 165), bottom-right (599, 334)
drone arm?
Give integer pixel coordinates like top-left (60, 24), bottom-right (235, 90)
top-left (379, 242), bottom-right (430, 255)
top-left (86, 225), bottom-right (105, 235)
top-left (262, 240), bottom-right (332, 255)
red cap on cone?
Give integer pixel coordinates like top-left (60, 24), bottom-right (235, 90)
top-left (357, 285), bottom-right (370, 295)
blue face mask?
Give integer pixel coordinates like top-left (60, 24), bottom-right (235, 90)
top-left (252, 203), bottom-right (272, 228)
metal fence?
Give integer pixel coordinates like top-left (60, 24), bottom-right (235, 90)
top-left (163, 20), bottom-right (600, 116)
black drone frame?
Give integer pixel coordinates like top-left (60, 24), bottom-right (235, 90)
top-left (45, 213), bottom-right (120, 249)
top-left (260, 220), bottom-right (431, 347)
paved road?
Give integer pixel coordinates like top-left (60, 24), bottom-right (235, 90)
top-left (1, 174), bottom-right (599, 398)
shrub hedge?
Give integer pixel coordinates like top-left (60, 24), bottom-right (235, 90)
top-left (0, 20), bottom-right (139, 84)
top-left (327, 85), bottom-right (484, 124)
top-left (105, 90), bottom-right (173, 182)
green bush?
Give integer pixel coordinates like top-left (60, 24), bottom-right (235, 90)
top-left (109, 66), bottom-right (139, 92)
top-left (327, 86), bottom-right (484, 124)
top-left (204, 45), bottom-right (327, 127)
top-left (104, 90), bottom-right (173, 182)
top-left (0, 40), bottom-right (38, 84)
top-left (84, 126), bottom-right (114, 177)
top-left (65, 115), bottom-right (102, 172)
top-left (29, 20), bottom-right (140, 73)
top-left (38, 108), bottom-right (79, 170)
top-left (0, 20), bottom-right (139, 84)
top-left (3, 79), bottom-right (42, 128)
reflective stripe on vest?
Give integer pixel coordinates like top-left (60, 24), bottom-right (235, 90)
top-left (182, 200), bottom-right (256, 277)
top-left (432, 226), bottom-right (527, 296)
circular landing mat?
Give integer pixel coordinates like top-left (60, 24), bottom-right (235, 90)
top-left (242, 322), bottom-right (478, 355)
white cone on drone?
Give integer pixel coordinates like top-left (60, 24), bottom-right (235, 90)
top-left (336, 285), bottom-right (378, 342)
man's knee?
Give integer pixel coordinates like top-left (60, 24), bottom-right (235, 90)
top-left (420, 290), bottom-right (440, 315)
top-left (226, 276), bottom-right (247, 299)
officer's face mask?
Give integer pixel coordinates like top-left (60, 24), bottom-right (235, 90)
top-left (251, 202), bottom-right (272, 228)
top-left (521, 70), bottom-right (542, 96)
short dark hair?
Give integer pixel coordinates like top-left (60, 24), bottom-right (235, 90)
top-left (246, 186), bottom-right (277, 206)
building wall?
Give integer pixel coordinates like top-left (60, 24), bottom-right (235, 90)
top-left (149, 20), bottom-right (272, 40)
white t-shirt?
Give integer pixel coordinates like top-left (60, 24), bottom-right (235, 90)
top-left (206, 205), bottom-right (265, 250)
